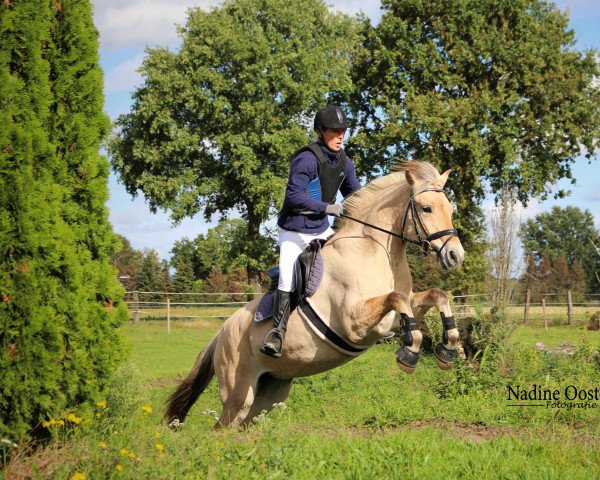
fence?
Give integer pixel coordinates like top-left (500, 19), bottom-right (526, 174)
top-left (453, 291), bottom-right (600, 329)
top-left (124, 291), bottom-right (258, 333)
top-left (124, 290), bottom-right (600, 332)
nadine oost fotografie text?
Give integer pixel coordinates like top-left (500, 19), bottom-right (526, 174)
top-left (506, 384), bottom-right (600, 410)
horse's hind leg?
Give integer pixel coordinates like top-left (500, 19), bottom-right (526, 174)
top-left (213, 357), bottom-right (261, 429)
top-left (410, 288), bottom-right (459, 370)
top-left (240, 373), bottom-right (293, 427)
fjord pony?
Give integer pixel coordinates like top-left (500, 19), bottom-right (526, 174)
top-left (166, 161), bottom-right (464, 428)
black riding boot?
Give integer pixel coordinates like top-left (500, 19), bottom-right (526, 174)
top-left (260, 289), bottom-right (292, 358)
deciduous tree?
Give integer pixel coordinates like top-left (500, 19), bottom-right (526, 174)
top-left (520, 206), bottom-right (600, 292)
top-left (109, 0), bottom-right (359, 281)
top-left (112, 235), bottom-right (144, 290)
top-left (171, 219), bottom-right (277, 283)
top-left (348, 0), bottom-right (599, 244)
top-left (486, 188), bottom-right (522, 310)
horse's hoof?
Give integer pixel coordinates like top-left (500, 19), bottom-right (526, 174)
top-left (397, 362), bottom-right (416, 374)
top-left (395, 346), bottom-right (418, 374)
top-left (434, 342), bottom-right (457, 370)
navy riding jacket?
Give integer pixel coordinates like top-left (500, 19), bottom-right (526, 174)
top-left (277, 143), bottom-right (361, 234)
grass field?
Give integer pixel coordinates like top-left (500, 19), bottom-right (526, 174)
top-left (3, 315), bottom-right (600, 479)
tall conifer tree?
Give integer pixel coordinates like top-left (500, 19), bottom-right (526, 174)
top-left (0, 0), bottom-right (126, 440)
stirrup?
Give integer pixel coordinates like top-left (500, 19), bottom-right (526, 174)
top-left (260, 329), bottom-right (284, 358)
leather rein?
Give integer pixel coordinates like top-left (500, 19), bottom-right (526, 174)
top-left (339, 188), bottom-right (458, 257)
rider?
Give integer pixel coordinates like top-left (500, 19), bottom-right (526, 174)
top-left (260, 105), bottom-right (361, 358)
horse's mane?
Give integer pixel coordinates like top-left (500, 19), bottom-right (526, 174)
top-left (337, 160), bottom-right (444, 228)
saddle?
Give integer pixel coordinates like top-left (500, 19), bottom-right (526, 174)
top-left (254, 239), bottom-right (325, 322)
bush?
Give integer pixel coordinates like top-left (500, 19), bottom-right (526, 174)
top-left (102, 362), bottom-right (146, 426)
top-left (587, 311), bottom-right (600, 331)
top-left (459, 307), bottom-right (516, 360)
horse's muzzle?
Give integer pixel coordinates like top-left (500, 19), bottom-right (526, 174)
top-left (438, 238), bottom-right (464, 270)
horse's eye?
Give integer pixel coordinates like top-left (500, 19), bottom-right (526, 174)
top-left (422, 206), bottom-right (432, 213)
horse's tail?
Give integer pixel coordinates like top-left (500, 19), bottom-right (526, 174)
top-left (165, 332), bottom-right (219, 424)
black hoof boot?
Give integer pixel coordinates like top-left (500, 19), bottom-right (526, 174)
top-left (260, 329), bottom-right (284, 358)
top-left (434, 342), bottom-right (457, 370)
top-left (395, 346), bottom-right (419, 374)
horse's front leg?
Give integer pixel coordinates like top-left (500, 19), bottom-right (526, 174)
top-left (345, 291), bottom-right (422, 374)
top-left (410, 288), bottom-right (459, 370)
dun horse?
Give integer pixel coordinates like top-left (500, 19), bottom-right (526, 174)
top-left (166, 161), bottom-right (465, 428)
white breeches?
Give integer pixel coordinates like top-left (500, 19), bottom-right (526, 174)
top-left (277, 227), bottom-right (335, 292)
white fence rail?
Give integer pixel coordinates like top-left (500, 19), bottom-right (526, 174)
top-left (124, 290), bottom-right (600, 330)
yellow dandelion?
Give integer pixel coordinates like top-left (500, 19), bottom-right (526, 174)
top-left (95, 413), bottom-right (101, 417)
top-left (119, 448), bottom-right (129, 456)
top-left (128, 452), bottom-right (136, 459)
top-left (70, 473), bottom-right (85, 480)
top-left (154, 431), bottom-right (161, 438)
top-left (98, 442), bottom-right (108, 449)
top-left (140, 404), bottom-right (153, 415)
top-left (42, 418), bottom-right (65, 428)
top-left (66, 413), bottom-right (83, 424)
top-left (96, 400), bottom-right (107, 409)
top-left (155, 443), bottom-right (165, 451)
top-left (115, 465), bottom-right (123, 472)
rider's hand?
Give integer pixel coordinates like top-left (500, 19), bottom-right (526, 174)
top-left (325, 203), bottom-right (344, 218)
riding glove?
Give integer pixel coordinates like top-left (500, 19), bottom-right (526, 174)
top-left (325, 204), bottom-right (344, 217)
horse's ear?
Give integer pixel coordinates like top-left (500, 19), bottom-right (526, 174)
top-left (405, 170), bottom-right (416, 186)
top-left (440, 169), bottom-right (451, 187)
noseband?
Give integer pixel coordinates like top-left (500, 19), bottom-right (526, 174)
top-left (339, 188), bottom-right (458, 258)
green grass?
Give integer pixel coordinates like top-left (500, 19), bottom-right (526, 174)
top-left (512, 324), bottom-right (600, 349)
top-left (123, 320), bottom-right (218, 382)
top-left (3, 319), bottom-right (600, 479)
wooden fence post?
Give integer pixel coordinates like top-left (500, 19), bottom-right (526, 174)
top-left (133, 291), bottom-right (140, 323)
top-left (167, 297), bottom-right (171, 334)
top-left (524, 288), bottom-right (531, 323)
top-left (567, 289), bottom-right (573, 325)
top-left (542, 297), bottom-right (547, 332)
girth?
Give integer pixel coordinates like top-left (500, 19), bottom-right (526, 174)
top-left (298, 301), bottom-right (367, 356)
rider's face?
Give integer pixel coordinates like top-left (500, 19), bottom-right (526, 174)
top-left (320, 128), bottom-right (346, 152)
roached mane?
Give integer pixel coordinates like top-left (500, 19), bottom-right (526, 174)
top-left (336, 160), bottom-right (444, 228)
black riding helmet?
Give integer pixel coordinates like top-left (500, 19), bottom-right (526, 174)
top-left (313, 105), bottom-right (349, 131)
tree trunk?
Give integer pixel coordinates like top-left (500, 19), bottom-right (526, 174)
top-left (245, 209), bottom-right (263, 285)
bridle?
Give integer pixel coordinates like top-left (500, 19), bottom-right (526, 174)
top-left (339, 188), bottom-right (458, 257)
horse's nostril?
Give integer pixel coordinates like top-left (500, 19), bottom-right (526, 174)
top-left (450, 250), bottom-right (457, 264)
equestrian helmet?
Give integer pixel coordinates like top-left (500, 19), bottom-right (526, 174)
top-left (313, 105), bottom-right (349, 130)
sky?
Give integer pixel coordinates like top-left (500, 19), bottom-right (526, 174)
top-left (93, 0), bottom-right (600, 260)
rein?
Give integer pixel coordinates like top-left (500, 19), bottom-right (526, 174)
top-left (339, 188), bottom-right (457, 256)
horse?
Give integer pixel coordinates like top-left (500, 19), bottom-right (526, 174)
top-left (165, 160), bottom-right (465, 428)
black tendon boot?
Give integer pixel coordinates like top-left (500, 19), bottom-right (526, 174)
top-left (260, 289), bottom-right (292, 358)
